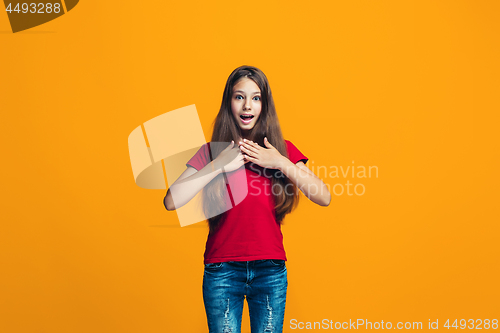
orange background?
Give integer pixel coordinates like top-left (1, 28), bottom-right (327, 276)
top-left (1, 1), bottom-right (499, 332)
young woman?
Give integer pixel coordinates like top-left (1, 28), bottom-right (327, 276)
top-left (164, 66), bottom-right (330, 333)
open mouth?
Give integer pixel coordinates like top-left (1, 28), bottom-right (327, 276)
top-left (240, 114), bottom-right (254, 124)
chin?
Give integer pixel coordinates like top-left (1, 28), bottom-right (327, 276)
top-left (240, 125), bottom-right (255, 132)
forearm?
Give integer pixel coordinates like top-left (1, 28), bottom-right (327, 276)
top-left (164, 161), bottom-right (222, 210)
top-left (278, 159), bottom-right (331, 206)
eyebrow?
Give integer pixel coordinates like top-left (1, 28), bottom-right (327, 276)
top-left (233, 90), bottom-right (261, 95)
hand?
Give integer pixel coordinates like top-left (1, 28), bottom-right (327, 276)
top-left (239, 137), bottom-right (288, 170)
top-left (213, 141), bottom-right (248, 173)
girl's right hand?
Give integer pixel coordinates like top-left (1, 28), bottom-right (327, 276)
top-left (213, 141), bottom-right (247, 173)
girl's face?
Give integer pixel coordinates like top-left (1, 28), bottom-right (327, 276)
top-left (231, 78), bottom-right (262, 136)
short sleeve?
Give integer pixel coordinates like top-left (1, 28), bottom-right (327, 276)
top-left (285, 140), bottom-right (308, 165)
top-left (186, 143), bottom-right (212, 171)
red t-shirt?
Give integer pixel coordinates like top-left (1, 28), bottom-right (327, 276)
top-left (185, 140), bottom-right (308, 264)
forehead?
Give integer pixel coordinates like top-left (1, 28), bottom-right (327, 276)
top-left (233, 78), bottom-right (260, 93)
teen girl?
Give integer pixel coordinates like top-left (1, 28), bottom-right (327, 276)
top-left (164, 66), bottom-right (330, 333)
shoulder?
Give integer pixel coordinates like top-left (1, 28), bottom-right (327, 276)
top-left (284, 139), bottom-right (299, 151)
top-left (186, 142), bottom-right (213, 171)
top-left (283, 139), bottom-right (308, 164)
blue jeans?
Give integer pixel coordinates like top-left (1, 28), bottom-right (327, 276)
top-left (203, 259), bottom-right (288, 333)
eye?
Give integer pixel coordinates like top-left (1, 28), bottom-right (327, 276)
top-left (253, 96), bottom-right (261, 101)
top-left (235, 95), bottom-right (243, 100)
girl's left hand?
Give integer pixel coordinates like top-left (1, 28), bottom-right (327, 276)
top-left (239, 137), bottom-right (288, 170)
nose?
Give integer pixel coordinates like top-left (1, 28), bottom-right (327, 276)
top-left (243, 99), bottom-right (251, 110)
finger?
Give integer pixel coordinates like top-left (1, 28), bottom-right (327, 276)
top-left (243, 154), bottom-right (257, 162)
top-left (264, 137), bottom-right (273, 148)
top-left (244, 139), bottom-right (261, 148)
top-left (239, 140), bottom-right (252, 147)
top-left (241, 155), bottom-right (250, 163)
top-left (241, 140), bottom-right (260, 152)
top-left (240, 143), bottom-right (258, 153)
top-left (224, 140), bottom-right (235, 151)
top-left (240, 145), bottom-right (259, 156)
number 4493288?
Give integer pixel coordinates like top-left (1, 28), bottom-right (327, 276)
top-left (444, 319), bottom-right (498, 329)
top-left (6, 3), bottom-right (62, 14)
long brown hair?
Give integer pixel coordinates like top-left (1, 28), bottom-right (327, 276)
top-left (203, 66), bottom-right (300, 233)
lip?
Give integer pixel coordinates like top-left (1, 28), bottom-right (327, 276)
top-left (239, 114), bottom-right (254, 124)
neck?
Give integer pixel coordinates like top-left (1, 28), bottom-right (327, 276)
top-left (239, 130), bottom-right (251, 141)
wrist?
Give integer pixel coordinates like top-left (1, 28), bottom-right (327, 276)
top-left (277, 157), bottom-right (293, 172)
top-left (210, 161), bottom-right (221, 174)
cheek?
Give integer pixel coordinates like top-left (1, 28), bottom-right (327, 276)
top-left (231, 101), bottom-right (238, 116)
top-left (232, 99), bottom-right (243, 111)
top-left (254, 105), bottom-right (262, 119)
